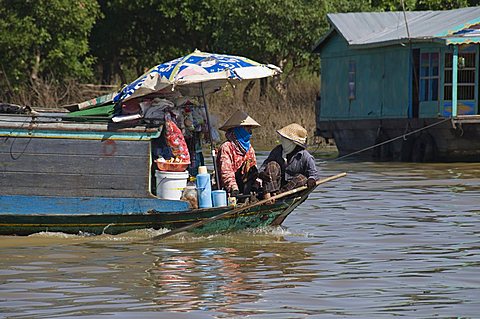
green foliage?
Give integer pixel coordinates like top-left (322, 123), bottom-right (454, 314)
top-left (212, 0), bottom-right (329, 75)
top-left (370, 0), bottom-right (416, 11)
top-left (91, 1), bottom-right (332, 82)
top-left (0, 0), bottom-right (478, 101)
top-left (0, 0), bottom-right (100, 91)
top-left (90, 0), bottom-right (223, 84)
top-left (371, 0), bottom-right (470, 10)
top-left (415, 0), bottom-right (468, 10)
top-left (90, 0), bottom-right (384, 83)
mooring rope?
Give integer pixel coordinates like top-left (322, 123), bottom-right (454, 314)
top-left (4, 115), bottom-right (35, 160)
top-left (331, 118), bottom-right (451, 161)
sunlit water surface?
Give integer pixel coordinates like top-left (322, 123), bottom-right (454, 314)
top-left (1, 155), bottom-right (479, 318)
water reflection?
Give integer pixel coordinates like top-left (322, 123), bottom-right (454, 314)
top-left (143, 235), bottom-right (314, 315)
top-left (0, 232), bottom-right (315, 318)
top-left (1, 160), bottom-right (480, 317)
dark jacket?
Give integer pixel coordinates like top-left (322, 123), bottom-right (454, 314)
top-left (261, 145), bottom-right (318, 184)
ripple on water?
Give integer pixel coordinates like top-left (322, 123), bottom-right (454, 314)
top-left (1, 161), bottom-right (480, 317)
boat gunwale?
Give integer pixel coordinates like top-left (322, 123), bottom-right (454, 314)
top-left (0, 114), bottom-right (161, 134)
top-left (0, 191), bottom-right (310, 236)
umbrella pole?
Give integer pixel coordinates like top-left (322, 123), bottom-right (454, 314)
top-left (201, 83), bottom-right (221, 189)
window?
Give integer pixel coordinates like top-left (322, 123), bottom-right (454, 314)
top-left (444, 52), bottom-right (476, 101)
top-left (348, 60), bottom-right (356, 100)
top-left (419, 52), bottom-right (439, 101)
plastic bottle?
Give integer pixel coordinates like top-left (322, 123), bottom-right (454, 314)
top-left (181, 185), bottom-right (198, 209)
top-left (196, 166), bottom-right (212, 208)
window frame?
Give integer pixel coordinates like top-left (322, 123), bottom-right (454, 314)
top-left (348, 60), bottom-right (356, 101)
top-left (419, 52), bottom-right (440, 102)
top-left (444, 50), bottom-right (476, 101)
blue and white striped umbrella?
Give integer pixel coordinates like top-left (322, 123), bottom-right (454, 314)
top-left (113, 50), bottom-right (281, 102)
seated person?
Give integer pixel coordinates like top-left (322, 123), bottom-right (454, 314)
top-left (216, 110), bottom-right (260, 197)
top-left (259, 123), bottom-right (318, 200)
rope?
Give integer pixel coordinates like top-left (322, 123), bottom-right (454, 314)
top-left (307, 136), bottom-right (325, 154)
top-left (400, 0), bottom-right (411, 40)
top-left (4, 115), bottom-right (34, 160)
top-left (333, 118), bottom-right (450, 161)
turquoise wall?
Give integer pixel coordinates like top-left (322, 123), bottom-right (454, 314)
top-left (319, 32), bottom-right (409, 120)
top-left (317, 32), bottom-right (459, 120)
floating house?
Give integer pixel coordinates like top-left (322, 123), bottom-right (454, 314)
top-left (313, 6), bottom-right (480, 162)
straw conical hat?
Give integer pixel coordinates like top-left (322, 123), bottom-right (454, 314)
top-left (277, 123), bottom-right (307, 147)
top-left (219, 109), bottom-right (261, 131)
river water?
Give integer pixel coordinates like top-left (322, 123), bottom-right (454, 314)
top-left (1, 154), bottom-right (479, 318)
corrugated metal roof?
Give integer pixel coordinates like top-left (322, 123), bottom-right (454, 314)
top-left (314, 6), bottom-right (480, 50)
top-left (442, 36), bottom-right (480, 45)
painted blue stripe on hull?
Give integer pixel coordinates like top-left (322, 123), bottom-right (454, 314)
top-left (0, 195), bottom-right (190, 215)
top-left (0, 128), bottom-right (160, 140)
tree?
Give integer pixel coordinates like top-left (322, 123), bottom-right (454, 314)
top-left (89, 0), bottom-right (377, 90)
top-left (415, 0), bottom-right (468, 10)
top-left (370, 0), bottom-right (469, 10)
top-left (206, 0), bottom-right (375, 99)
top-left (90, 0), bottom-right (223, 85)
top-left (0, 0), bottom-right (100, 92)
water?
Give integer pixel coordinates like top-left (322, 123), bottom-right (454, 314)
top-left (1, 157), bottom-right (479, 318)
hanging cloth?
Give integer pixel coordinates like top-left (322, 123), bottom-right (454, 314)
top-left (225, 127), bottom-right (251, 155)
top-left (233, 127), bottom-right (252, 153)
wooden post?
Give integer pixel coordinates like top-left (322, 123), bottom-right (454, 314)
top-left (452, 46), bottom-right (458, 118)
top-left (201, 83), bottom-right (221, 188)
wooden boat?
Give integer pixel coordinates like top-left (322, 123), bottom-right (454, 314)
top-left (0, 192), bottom-right (311, 236)
top-left (0, 110), bottom-right (332, 237)
top-left (0, 52), bottom-right (344, 237)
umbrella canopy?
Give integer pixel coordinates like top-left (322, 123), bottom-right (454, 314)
top-left (111, 50), bottom-right (281, 189)
top-left (113, 50), bottom-right (282, 103)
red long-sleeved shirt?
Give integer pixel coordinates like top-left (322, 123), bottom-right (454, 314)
top-left (216, 141), bottom-right (256, 192)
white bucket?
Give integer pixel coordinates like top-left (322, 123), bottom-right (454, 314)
top-left (155, 170), bottom-right (189, 200)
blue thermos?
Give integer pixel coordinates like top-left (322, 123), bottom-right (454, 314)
top-left (211, 190), bottom-right (227, 207)
top-left (196, 166), bottom-right (212, 208)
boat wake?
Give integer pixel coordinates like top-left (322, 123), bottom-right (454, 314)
top-left (7, 226), bottom-right (294, 245)
top-left (28, 231), bottom-right (83, 239)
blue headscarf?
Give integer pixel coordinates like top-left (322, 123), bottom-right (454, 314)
top-left (233, 127), bottom-right (252, 152)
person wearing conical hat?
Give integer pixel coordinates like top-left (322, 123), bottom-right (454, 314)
top-left (216, 109), bottom-right (260, 197)
top-left (258, 123), bottom-right (318, 201)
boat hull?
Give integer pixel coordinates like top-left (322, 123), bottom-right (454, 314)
top-left (0, 113), bottom-right (312, 237)
top-left (0, 194), bottom-right (308, 236)
top-left (317, 117), bottom-right (480, 162)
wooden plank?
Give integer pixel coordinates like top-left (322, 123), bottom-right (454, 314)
top-left (0, 171), bottom-right (148, 192)
top-left (0, 153), bottom-right (148, 175)
top-left (0, 138), bottom-right (150, 175)
top-left (0, 185), bottom-right (149, 198)
top-left (0, 114), bottom-right (160, 133)
top-left (0, 136), bottom-right (149, 156)
top-left (0, 136), bottom-right (154, 197)
top-left (454, 115), bottom-right (480, 124)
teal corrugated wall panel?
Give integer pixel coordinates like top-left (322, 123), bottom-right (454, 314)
top-left (319, 33), bottom-right (350, 119)
top-left (319, 32), bottom-right (412, 120)
top-left (319, 56), bottom-right (349, 118)
top-left (382, 49), bottom-right (410, 117)
top-left (354, 51), bottom-right (384, 118)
